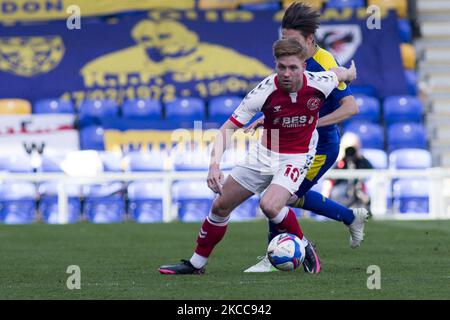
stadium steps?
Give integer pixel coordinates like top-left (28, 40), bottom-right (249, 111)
top-left (416, 0), bottom-right (450, 166)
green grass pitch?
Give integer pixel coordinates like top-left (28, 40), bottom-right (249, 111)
top-left (0, 219), bottom-right (449, 299)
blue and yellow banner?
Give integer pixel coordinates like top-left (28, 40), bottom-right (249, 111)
top-left (0, 9), bottom-right (407, 106)
top-left (0, 0), bottom-right (195, 22)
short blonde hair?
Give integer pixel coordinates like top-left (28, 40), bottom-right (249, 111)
top-left (273, 38), bottom-right (308, 61)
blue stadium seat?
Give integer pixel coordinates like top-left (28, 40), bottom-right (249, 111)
top-left (79, 99), bottom-right (118, 118)
top-left (398, 18), bottom-right (412, 43)
top-left (173, 150), bottom-right (209, 171)
top-left (349, 85), bottom-right (377, 97)
top-left (128, 181), bottom-right (163, 223)
top-left (79, 99), bottom-right (118, 127)
top-left (383, 95), bottom-right (423, 125)
top-left (240, 1), bottom-right (281, 10)
top-left (33, 99), bottom-right (75, 114)
top-left (389, 148), bottom-right (431, 169)
top-left (0, 154), bottom-right (33, 172)
top-left (99, 152), bottom-right (123, 172)
top-left (83, 182), bottom-right (126, 223)
top-left (80, 126), bottom-right (105, 150)
top-left (327, 0), bottom-right (365, 8)
top-left (362, 148), bottom-right (388, 169)
top-left (393, 178), bottom-right (429, 213)
top-left (344, 122), bottom-right (384, 149)
top-left (404, 70), bottom-right (417, 96)
top-left (208, 96), bottom-right (241, 123)
top-left (122, 99), bottom-right (162, 118)
top-left (40, 154), bottom-right (65, 172)
top-left (350, 95), bottom-right (381, 124)
top-left (39, 182), bottom-right (81, 224)
top-left (0, 182), bottom-right (36, 224)
top-left (173, 180), bottom-right (214, 222)
top-left (387, 123), bottom-right (427, 152)
top-left (221, 149), bottom-right (247, 171)
top-left (229, 194), bottom-right (259, 221)
top-left (165, 98), bottom-right (206, 121)
top-left (126, 151), bottom-right (166, 171)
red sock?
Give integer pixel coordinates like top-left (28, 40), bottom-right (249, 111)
top-left (276, 208), bottom-right (304, 239)
top-left (194, 217), bottom-right (228, 258)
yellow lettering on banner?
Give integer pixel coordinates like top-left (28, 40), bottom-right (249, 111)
top-left (205, 11), bottom-right (219, 22)
top-left (321, 9), bottom-right (345, 21)
top-left (103, 129), bottom-right (261, 153)
top-left (185, 10), bottom-right (198, 21)
top-left (273, 10), bottom-right (284, 22)
top-left (223, 11), bottom-right (253, 22)
top-left (148, 10), bottom-right (181, 21)
top-left (0, 0), bottom-right (195, 23)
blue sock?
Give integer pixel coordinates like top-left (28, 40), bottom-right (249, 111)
top-left (268, 221), bottom-right (279, 244)
top-left (295, 190), bottom-right (355, 225)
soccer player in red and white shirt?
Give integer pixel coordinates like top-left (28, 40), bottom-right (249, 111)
top-left (159, 38), bottom-right (357, 275)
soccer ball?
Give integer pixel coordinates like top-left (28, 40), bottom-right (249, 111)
top-left (267, 233), bottom-right (305, 271)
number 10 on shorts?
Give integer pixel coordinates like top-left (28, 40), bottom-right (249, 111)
top-left (284, 164), bottom-right (300, 183)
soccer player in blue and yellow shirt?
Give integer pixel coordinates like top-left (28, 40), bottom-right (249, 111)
top-left (244, 2), bottom-right (370, 273)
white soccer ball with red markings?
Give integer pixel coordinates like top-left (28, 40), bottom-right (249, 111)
top-left (267, 233), bottom-right (305, 271)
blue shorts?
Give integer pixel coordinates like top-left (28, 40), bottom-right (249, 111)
top-left (294, 143), bottom-right (340, 198)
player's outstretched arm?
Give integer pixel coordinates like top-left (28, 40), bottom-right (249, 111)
top-left (330, 60), bottom-right (357, 83)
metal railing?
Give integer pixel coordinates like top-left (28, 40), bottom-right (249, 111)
top-left (1, 168), bottom-right (449, 223)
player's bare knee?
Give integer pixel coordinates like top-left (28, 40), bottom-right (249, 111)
top-left (259, 199), bottom-right (278, 219)
top-left (211, 198), bottom-right (232, 217)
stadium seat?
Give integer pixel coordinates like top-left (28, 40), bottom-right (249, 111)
top-left (362, 148), bottom-right (388, 169)
top-left (126, 151), bottom-right (167, 171)
top-left (127, 181), bottom-right (164, 223)
top-left (400, 43), bottom-right (416, 70)
top-left (99, 151), bottom-right (123, 172)
top-left (80, 152), bottom-right (125, 223)
top-left (39, 182), bottom-right (81, 224)
top-left (83, 182), bottom-right (126, 223)
top-left (389, 148), bottom-right (432, 169)
top-left (383, 95), bottom-right (423, 125)
top-left (0, 182), bottom-right (36, 224)
top-left (33, 99), bottom-right (75, 114)
top-left (80, 126), bottom-right (105, 150)
top-left (387, 122), bottom-right (427, 152)
top-left (40, 154), bottom-right (66, 172)
top-left (398, 19), bottom-right (412, 43)
top-left (37, 153), bottom-right (81, 224)
top-left (173, 180), bottom-right (214, 222)
top-left (173, 150), bottom-right (209, 171)
top-left (79, 99), bottom-right (118, 127)
top-left (326, 0), bottom-right (365, 9)
top-left (404, 70), bottom-right (417, 96)
top-left (0, 99), bottom-right (31, 114)
top-left (368, 0), bottom-right (407, 19)
top-left (344, 122), bottom-right (385, 150)
top-left (229, 194), bottom-right (259, 221)
top-left (349, 85), bottom-right (377, 98)
top-left (393, 178), bottom-right (429, 213)
top-left (221, 149), bottom-right (248, 171)
top-left (208, 96), bottom-right (241, 123)
top-left (348, 95), bottom-right (381, 124)
top-left (79, 99), bottom-right (118, 118)
top-left (165, 98), bottom-right (206, 122)
top-left (122, 99), bottom-right (162, 118)
top-left (0, 154), bottom-right (33, 172)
